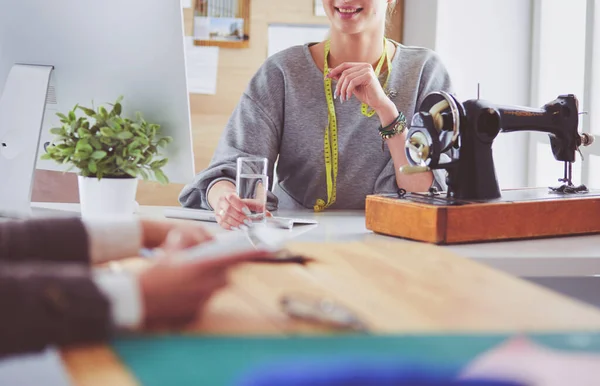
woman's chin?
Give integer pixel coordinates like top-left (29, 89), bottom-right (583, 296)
top-left (333, 25), bottom-right (366, 36)
top-left (330, 19), bottom-right (367, 35)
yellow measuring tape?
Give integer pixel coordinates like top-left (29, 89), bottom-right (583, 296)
top-left (362, 39), bottom-right (393, 117)
top-left (314, 39), bottom-right (393, 212)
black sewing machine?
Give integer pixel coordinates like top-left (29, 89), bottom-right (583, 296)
top-left (365, 92), bottom-right (600, 244)
top-left (400, 92), bottom-right (595, 203)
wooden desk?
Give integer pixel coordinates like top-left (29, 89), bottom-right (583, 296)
top-left (60, 239), bottom-right (600, 386)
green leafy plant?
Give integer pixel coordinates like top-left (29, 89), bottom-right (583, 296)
top-left (41, 96), bottom-right (172, 184)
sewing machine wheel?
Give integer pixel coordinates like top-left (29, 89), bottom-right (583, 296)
top-left (406, 128), bottom-right (434, 166)
top-left (407, 131), bottom-right (430, 164)
top-left (418, 91), bottom-right (464, 151)
top-left (405, 91), bottom-right (464, 170)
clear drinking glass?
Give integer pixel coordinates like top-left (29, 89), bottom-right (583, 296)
top-left (236, 156), bottom-right (269, 224)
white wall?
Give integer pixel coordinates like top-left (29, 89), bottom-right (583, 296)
top-left (404, 0), bottom-right (533, 189)
top-left (402, 0), bottom-right (438, 50)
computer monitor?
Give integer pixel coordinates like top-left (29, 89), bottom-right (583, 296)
top-left (0, 0), bottom-right (195, 215)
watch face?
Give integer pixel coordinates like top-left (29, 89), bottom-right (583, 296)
top-left (395, 114), bottom-right (407, 133)
top-left (401, 121), bottom-right (408, 132)
top-left (386, 89), bottom-right (398, 99)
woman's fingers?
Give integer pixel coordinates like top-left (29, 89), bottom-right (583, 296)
top-left (224, 194), bottom-right (251, 229)
top-left (225, 193), bottom-right (251, 215)
top-left (141, 219), bottom-right (215, 250)
top-left (190, 271), bottom-right (230, 295)
top-left (345, 71), bottom-right (373, 101)
top-left (220, 216), bottom-right (241, 231)
top-left (182, 224), bottom-right (214, 245)
top-left (334, 65), bottom-right (366, 100)
top-left (139, 262), bottom-right (234, 329)
top-left (214, 192), bottom-right (256, 230)
top-left (339, 68), bottom-right (371, 102)
top-left (219, 211), bottom-right (243, 230)
top-left (242, 198), bottom-right (267, 214)
top-left (327, 62), bottom-right (357, 79)
top-left (161, 230), bottom-right (187, 253)
top-left (216, 199), bottom-right (245, 230)
top-left (224, 204), bottom-right (246, 225)
top-left (161, 226), bottom-right (214, 254)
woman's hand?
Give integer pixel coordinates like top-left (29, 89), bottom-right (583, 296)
top-left (138, 246), bottom-right (267, 329)
top-left (214, 192), bottom-right (272, 230)
top-left (327, 62), bottom-right (390, 113)
top-left (140, 219), bottom-right (214, 251)
top-left (209, 180), bottom-right (272, 231)
top-left (215, 191), bottom-right (253, 230)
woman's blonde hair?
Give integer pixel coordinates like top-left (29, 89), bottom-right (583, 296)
top-left (386, 0), bottom-right (398, 30)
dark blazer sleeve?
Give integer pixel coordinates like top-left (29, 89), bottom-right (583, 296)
top-left (0, 262), bottom-right (112, 358)
top-left (0, 218), bottom-right (90, 263)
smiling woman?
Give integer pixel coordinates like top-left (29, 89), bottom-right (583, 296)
top-left (325, 0), bottom-right (392, 35)
top-left (180, 0), bottom-right (454, 230)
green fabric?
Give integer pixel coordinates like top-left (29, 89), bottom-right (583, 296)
top-left (111, 332), bottom-right (600, 386)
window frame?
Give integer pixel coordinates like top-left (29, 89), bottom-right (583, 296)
top-left (528, 0), bottom-right (599, 189)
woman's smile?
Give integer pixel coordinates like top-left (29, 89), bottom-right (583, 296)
top-left (334, 5), bottom-right (364, 20)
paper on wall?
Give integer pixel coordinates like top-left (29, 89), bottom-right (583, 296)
top-left (181, 0), bottom-right (192, 8)
top-left (184, 37), bottom-right (219, 95)
top-left (194, 16), bottom-right (211, 40)
top-left (267, 24), bottom-right (330, 57)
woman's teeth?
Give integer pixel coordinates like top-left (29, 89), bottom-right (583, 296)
top-left (336, 7), bottom-right (362, 14)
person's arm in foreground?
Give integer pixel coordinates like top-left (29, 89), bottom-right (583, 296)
top-left (0, 252), bottom-right (251, 358)
top-left (0, 217), bottom-right (261, 358)
top-left (0, 217), bottom-right (213, 264)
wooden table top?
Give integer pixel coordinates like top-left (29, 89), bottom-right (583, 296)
top-left (61, 239), bottom-right (600, 386)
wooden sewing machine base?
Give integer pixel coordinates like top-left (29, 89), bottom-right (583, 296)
top-left (365, 188), bottom-right (600, 244)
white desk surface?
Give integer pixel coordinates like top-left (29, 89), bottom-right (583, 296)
top-left (31, 202), bottom-right (600, 277)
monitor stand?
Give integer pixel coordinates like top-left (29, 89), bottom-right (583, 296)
top-left (0, 64), bottom-right (54, 218)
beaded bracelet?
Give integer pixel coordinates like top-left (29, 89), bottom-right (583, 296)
top-left (379, 111), bottom-right (407, 144)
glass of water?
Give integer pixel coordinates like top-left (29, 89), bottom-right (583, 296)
top-left (236, 156), bottom-right (269, 224)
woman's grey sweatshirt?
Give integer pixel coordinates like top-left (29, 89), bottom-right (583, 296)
top-left (179, 41), bottom-right (453, 211)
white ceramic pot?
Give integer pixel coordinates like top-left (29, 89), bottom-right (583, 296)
top-left (77, 176), bottom-right (138, 219)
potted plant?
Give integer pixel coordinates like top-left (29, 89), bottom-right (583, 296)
top-left (41, 96), bottom-right (172, 219)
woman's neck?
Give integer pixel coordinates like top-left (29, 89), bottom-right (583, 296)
top-left (328, 29), bottom-right (386, 69)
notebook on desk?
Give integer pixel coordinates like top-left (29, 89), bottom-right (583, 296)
top-left (163, 207), bottom-right (318, 229)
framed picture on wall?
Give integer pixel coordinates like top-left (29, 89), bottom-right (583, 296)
top-left (208, 17), bottom-right (245, 41)
top-left (194, 0), bottom-right (250, 48)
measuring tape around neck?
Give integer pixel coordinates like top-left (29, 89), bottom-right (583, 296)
top-left (314, 39), bottom-right (392, 212)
